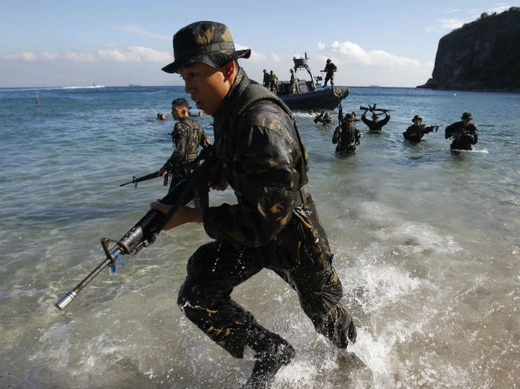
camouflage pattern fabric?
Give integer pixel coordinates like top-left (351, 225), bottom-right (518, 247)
top-left (177, 68), bottom-right (355, 358)
top-left (445, 121), bottom-right (478, 150)
top-left (163, 117), bottom-right (211, 188)
top-left (403, 123), bottom-right (426, 142)
top-left (332, 123), bottom-right (361, 154)
top-left (162, 21), bottom-right (251, 74)
top-left (323, 62), bottom-right (337, 87)
top-left (361, 111), bottom-right (390, 132)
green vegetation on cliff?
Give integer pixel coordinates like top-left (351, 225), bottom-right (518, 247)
top-left (419, 7), bottom-right (520, 92)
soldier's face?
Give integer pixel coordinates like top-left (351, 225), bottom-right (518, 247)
top-left (178, 62), bottom-right (234, 116)
top-left (171, 106), bottom-right (184, 120)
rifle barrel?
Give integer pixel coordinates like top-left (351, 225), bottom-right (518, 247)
top-left (55, 256), bottom-right (115, 310)
top-left (120, 171), bottom-right (160, 187)
top-left (56, 146), bottom-right (216, 310)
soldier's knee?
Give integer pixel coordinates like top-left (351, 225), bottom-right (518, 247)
top-left (177, 290), bottom-right (202, 324)
top-left (177, 288), bottom-right (187, 310)
top-left (177, 281), bottom-right (195, 311)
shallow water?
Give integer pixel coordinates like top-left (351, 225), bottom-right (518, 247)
top-left (1, 85), bottom-right (519, 388)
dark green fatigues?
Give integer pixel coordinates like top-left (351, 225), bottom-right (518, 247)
top-left (332, 123), bottom-right (361, 155)
top-left (403, 124), bottom-right (427, 143)
top-left (445, 121), bottom-right (478, 150)
top-left (163, 117), bottom-right (211, 190)
top-left (177, 69), bottom-right (354, 359)
top-left (323, 62), bottom-right (337, 87)
top-left (361, 111), bottom-right (390, 133)
top-left (263, 71), bottom-right (270, 89)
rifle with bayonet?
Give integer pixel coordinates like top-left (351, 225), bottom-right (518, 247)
top-left (359, 104), bottom-right (392, 113)
top-left (56, 146), bottom-right (218, 310)
top-left (120, 171), bottom-right (168, 188)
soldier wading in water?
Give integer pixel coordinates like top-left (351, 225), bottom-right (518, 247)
top-left (152, 21), bottom-right (357, 389)
top-left (158, 97), bottom-right (211, 193)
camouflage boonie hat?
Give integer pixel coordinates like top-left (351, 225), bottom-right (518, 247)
top-left (162, 21), bottom-right (251, 73)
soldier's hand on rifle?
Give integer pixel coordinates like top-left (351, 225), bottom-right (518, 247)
top-left (150, 202), bottom-right (203, 230)
top-left (158, 167), bottom-right (168, 177)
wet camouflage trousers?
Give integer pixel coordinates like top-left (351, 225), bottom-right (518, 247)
top-left (177, 215), bottom-right (352, 358)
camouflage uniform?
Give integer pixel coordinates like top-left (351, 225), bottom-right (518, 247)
top-left (162, 116), bottom-right (211, 190)
top-left (177, 67), bottom-right (356, 359)
top-left (289, 69), bottom-right (298, 94)
top-left (445, 118), bottom-right (478, 150)
top-left (262, 69), bottom-right (270, 89)
top-left (332, 117), bottom-right (361, 155)
top-left (161, 21), bottom-right (356, 387)
top-left (361, 110), bottom-right (390, 132)
top-left (269, 71), bottom-right (278, 93)
top-left (403, 123), bottom-right (427, 143)
top-left (323, 60), bottom-right (337, 87)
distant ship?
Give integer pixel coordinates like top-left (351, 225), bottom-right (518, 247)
top-left (62, 83), bottom-right (105, 89)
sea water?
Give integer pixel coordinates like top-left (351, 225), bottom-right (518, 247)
top-left (0, 85), bottom-right (519, 389)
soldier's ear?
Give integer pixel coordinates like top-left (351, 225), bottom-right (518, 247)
top-left (222, 61), bottom-right (236, 78)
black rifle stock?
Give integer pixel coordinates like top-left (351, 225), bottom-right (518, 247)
top-left (56, 146), bottom-right (217, 310)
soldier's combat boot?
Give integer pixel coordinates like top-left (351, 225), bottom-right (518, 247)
top-left (317, 306), bottom-right (357, 348)
top-left (243, 330), bottom-right (295, 389)
top-left (348, 317), bottom-right (357, 344)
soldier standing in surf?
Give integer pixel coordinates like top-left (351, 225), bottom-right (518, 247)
top-left (152, 21), bottom-right (357, 389)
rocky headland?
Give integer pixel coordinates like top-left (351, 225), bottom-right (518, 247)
top-left (418, 7), bottom-right (520, 92)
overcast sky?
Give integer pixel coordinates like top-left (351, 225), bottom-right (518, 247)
top-left (0, 0), bottom-right (513, 88)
